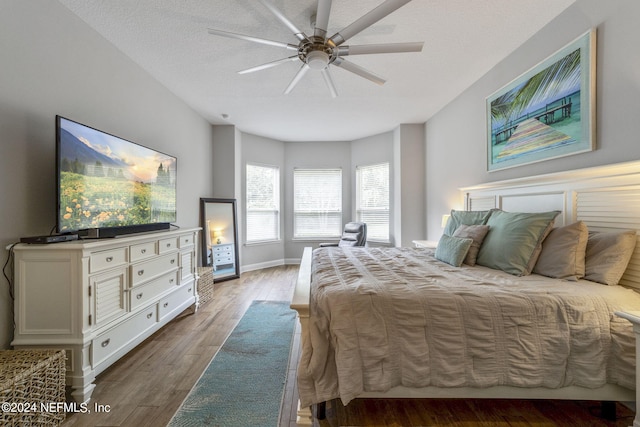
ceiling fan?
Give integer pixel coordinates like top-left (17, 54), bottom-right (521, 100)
top-left (207, 0), bottom-right (423, 97)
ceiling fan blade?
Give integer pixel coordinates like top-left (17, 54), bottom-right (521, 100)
top-left (314, 0), bottom-right (333, 39)
top-left (337, 42), bottom-right (423, 56)
top-left (328, 0), bottom-right (412, 47)
top-left (332, 57), bottom-right (386, 86)
top-left (259, 0), bottom-right (309, 42)
top-left (321, 67), bottom-right (338, 98)
top-left (238, 56), bottom-right (299, 74)
top-left (207, 28), bottom-right (298, 51)
top-left (284, 64), bottom-right (310, 94)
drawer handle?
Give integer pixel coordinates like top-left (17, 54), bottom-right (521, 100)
top-left (188, 288), bottom-right (192, 293)
top-left (166, 243), bottom-right (171, 248)
top-left (170, 259), bottom-right (175, 264)
top-left (185, 238), bottom-right (190, 243)
top-left (141, 249), bottom-right (146, 254)
top-left (138, 270), bottom-right (144, 276)
top-left (106, 256), bottom-right (113, 262)
top-left (136, 293), bottom-right (143, 300)
top-left (101, 339), bottom-right (110, 348)
top-left (163, 302), bottom-right (169, 308)
top-left (169, 278), bottom-right (174, 284)
top-left (147, 312), bottom-right (153, 319)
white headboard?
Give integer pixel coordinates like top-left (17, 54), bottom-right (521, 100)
top-left (460, 160), bottom-right (640, 290)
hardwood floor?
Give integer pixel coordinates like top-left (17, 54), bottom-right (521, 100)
top-left (62, 265), bottom-right (635, 427)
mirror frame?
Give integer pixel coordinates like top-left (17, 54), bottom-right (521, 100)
top-left (200, 198), bottom-right (240, 282)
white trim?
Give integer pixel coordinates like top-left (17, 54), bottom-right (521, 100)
top-left (240, 259), bottom-right (285, 273)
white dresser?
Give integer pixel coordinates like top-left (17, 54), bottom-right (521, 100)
top-left (11, 227), bottom-right (200, 403)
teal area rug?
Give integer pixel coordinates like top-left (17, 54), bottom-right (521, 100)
top-left (169, 300), bottom-right (296, 427)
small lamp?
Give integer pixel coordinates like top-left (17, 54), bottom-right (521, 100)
top-left (441, 214), bottom-right (450, 229)
top-left (213, 230), bottom-right (222, 245)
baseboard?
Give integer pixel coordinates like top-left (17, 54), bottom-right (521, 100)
top-left (240, 257), bottom-right (304, 274)
top-left (240, 259), bottom-right (285, 274)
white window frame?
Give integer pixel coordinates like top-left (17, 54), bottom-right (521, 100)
top-left (356, 162), bottom-right (390, 242)
top-left (245, 163), bottom-right (280, 243)
top-left (293, 168), bottom-right (343, 239)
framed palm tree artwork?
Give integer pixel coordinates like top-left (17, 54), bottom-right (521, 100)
top-left (486, 29), bottom-right (596, 171)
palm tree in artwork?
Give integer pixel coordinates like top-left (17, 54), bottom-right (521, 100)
top-left (491, 48), bottom-right (581, 131)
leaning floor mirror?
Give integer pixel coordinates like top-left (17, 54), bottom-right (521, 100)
top-left (200, 198), bottom-right (239, 282)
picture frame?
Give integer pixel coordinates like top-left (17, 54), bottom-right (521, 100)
top-left (486, 29), bottom-right (596, 171)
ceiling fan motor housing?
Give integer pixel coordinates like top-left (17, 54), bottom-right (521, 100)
top-left (299, 36), bottom-right (334, 70)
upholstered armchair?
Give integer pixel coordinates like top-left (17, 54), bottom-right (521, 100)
top-left (319, 222), bottom-right (367, 247)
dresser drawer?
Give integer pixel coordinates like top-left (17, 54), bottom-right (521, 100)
top-left (130, 241), bottom-right (157, 262)
top-left (90, 248), bottom-right (127, 274)
top-left (158, 284), bottom-right (195, 321)
top-left (179, 233), bottom-right (195, 248)
top-left (214, 256), bottom-right (234, 266)
top-left (92, 306), bottom-right (157, 367)
top-left (130, 271), bottom-right (179, 311)
top-left (213, 244), bottom-right (233, 255)
top-left (130, 253), bottom-right (179, 287)
top-left (158, 237), bottom-right (178, 254)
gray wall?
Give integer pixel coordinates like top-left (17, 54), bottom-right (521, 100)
top-left (0, 1), bottom-right (214, 349)
top-left (425, 0), bottom-right (640, 240)
top-left (394, 124), bottom-right (426, 247)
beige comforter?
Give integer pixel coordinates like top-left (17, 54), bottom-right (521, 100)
top-left (296, 247), bottom-right (640, 407)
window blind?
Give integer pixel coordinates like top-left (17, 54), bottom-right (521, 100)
top-left (246, 164), bottom-right (280, 242)
top-left (294, 168), bottom-right (342, 238)
top-left (356, 162), bottom-right (389, 241)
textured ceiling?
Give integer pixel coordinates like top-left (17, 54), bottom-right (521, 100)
top-left (57, 0), bottom-right (576, 142)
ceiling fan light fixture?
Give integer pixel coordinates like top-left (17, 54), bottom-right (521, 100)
top-left (306, 50), bottom-right (330, 70)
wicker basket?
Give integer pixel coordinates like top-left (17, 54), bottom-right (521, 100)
top-left (197, 267), bottom-right (214, 305)
top-left (0, 349), bottom-right (66, 426)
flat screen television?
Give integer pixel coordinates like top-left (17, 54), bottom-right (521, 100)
top-left (56, 116), bottom-right (177, 238)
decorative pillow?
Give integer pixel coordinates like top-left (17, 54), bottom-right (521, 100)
top-left (443, 209), bottom-right (494, 237)
top-left (435, 234), bottom-right (474, 267)
top-left (584, 230), bottom-right (637, 285)
top-left (476, 210), bottom-right (560, 276)
top-left (452, 224), bottom-right (490, 266)
top-left (533, 221), bottom-right (589, 280)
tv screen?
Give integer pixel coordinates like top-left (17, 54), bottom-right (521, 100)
top-left (56, 116), bottom-right (177, 235)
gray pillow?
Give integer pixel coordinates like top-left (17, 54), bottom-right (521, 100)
top-left (584, 230), bottom-right (637, 285)
top-left (443, 209), bottom-right (494, 236)
top-left (435, 234), bottom-right (473, 267)
top-left (533, 221), bottom-right (588, 280)
top-left (452, 224), bottom-right (490, 266)
top-left (476, 210), bottom-right (560, 276)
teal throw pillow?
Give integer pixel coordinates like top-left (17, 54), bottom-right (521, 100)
top-left (476, 210), bottom-right (560, 276)
top-left (443, 209), bottom-right (494, 236)
top-left (435, 234), bottom-right (474, 267)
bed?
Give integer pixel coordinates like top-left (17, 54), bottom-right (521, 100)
top-left (290, 160), bottom-right (640, 426)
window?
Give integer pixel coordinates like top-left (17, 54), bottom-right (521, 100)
top-left (246, 163), bottom-right (280, 242)
top-left (356, 162), bottom-right (389, 241)
top-left (294, 168), bottom-right (342, 238)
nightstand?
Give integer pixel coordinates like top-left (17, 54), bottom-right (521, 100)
top-left (213, 242), bottom-right (235, 272)
top-left (412, 240), bottom-right (438, 249)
